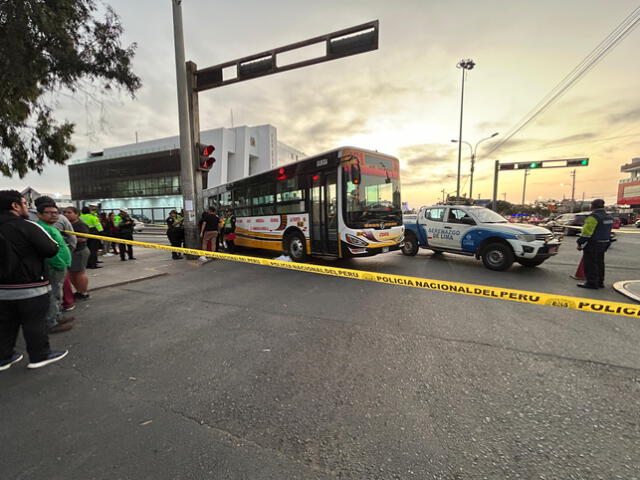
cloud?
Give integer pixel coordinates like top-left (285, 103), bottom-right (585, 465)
top-left (609, 107), bottom-right (640, 124)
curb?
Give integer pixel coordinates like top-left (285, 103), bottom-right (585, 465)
top-left (90, 272), bottom-right (169, 292)
top-left (613, 280), bottom-right (640, 304)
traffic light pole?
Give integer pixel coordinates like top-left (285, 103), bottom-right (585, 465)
top-left (172, 1), bottom-right (201, 257)
top-left (492, 160), bottom-right (499, 211)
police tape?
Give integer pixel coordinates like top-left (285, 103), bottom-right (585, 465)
top-left (65, 231), bottom-right (640, 319)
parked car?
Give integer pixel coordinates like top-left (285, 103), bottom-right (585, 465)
top-left (635, 218), bottom-right (640, 228)
top-left (130, 217), bottom-right (144, 233)
top-left (540, 212), bottom-right (590, 236)
top-left (402, 205), bottom-right (561, 271)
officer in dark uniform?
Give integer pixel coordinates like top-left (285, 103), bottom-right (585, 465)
top-left (576, 199), bottom-right (613, 289)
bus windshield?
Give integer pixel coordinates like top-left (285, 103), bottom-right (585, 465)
top-left (344, 154), bottom-right (402, 228)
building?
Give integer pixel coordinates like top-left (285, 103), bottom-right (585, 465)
top-left (20, 187), bottom-right (73, 208)
top-left (617, 157), bottom-right (640, 208)
top-left (68, 125), bottom-right (305, 223)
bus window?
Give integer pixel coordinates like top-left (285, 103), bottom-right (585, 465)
top-left (276, 177), bottom-right (304, 214)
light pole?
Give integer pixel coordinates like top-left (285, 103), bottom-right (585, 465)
top-left (455, 58), bottom-right (475, 200)
top-left (451, 132), bottom-right (498, 201)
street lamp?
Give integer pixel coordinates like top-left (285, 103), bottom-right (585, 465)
top-left (451, 132), bottom-right (498, 201)
top-left (455, 58), bottom-right (476, 200)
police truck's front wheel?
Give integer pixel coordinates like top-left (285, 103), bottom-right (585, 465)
top-left (482, 242), bottom-right (514, 271)
top-left (284, 232), bottom-right (307, 262)
top-left (401, 233), bottom-right (419, 256)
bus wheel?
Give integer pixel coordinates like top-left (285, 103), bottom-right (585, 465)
top-left (285, 232), bottom-right (307, 262)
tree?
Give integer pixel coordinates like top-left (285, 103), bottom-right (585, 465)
top-left (0, 0), bottom-right (141, 178)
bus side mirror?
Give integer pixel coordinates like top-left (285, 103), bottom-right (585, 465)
top-left (351, 164), bottom-right (361, 185)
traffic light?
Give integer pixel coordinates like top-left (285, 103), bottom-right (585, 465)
top-left (197, 143), bottom-right (216, 171)
top-left (566, 158), bottom-right (589, 167)
top-left (529, 162), bottom-right (541, 169)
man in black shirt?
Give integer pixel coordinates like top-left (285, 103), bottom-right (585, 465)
top-left (200, 207), bottom-right (220, 254)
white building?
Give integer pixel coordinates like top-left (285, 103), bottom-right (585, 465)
top-left (68, 125), bottom-right (305, 223)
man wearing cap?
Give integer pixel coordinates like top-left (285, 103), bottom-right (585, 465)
top-left (576, 199), bottom-right (614, 289)
top-left (80, 206), bottom-right (103, 269)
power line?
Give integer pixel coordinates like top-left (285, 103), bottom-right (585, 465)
top-left (485, 6), bottom-right (640, 157)
top-left (498, 131), bottom-right (640, 156)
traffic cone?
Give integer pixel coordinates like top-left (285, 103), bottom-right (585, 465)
top-left (570, 257), bottom-right (585, 280)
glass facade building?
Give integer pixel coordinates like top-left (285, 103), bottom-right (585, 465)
top-left (69, 149), bottom-right (183, 223)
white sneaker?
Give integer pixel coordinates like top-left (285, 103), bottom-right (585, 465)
top-left (198, 256), bottom-right (208, 262)
top-left (27, 350), bottom-right (68, 369)
top-left (104, 253), bottom-right (114, 257)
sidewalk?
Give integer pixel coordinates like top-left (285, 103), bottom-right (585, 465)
top-left (613, 280), bottom-right (640, 303)
top-left (87, 237), bottom-right (206, 291)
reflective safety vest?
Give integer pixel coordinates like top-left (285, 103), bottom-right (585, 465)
top-left (79, 213), bottom-right (103, 232)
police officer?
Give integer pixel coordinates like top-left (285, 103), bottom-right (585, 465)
top-left (576, 198), bottom-right (613, 289)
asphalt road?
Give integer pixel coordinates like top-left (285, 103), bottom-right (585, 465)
top-left (2, 228), bottom-right (639, 479)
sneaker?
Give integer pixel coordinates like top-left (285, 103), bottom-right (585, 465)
top-left (27, 350), bottom-right (68, 369)
top-left (104, 253), bottom-right (114, 257)
top-left (198, 256), bottom-right (208, 262)
top-left (58, 316), bottom-right (75, 325)
top-left (0, 352), bottom-right (24, 372)
top-left (74, 292), bottom-right (90, 300)
top-left (62, 304), bottom-right (76, 312)
top-left (48, 323), bottom-right (73, 334)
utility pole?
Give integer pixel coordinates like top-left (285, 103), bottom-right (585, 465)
top-left (441, 188), bottom-right (446, 204)
top-left (171, 0), bottom-right (198, 254)
top-left (521, 170), bottom-right (529, 206)
top-left (581, 191), bottom-right (585, 211)
top-left (570, 169), bottom-right (576, 213)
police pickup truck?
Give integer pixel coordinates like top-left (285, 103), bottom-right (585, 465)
top-left (402, 205), bottom-right (561, 271)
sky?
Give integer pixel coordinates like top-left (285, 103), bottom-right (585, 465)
top-left (2, 0), bottom-right (639, 208)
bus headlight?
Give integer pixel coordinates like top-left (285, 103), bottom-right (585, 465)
top-left (345, 234), bottom-right (368, 247)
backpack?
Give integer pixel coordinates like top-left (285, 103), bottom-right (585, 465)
top-left (0, 228), bottom-right (20, 283)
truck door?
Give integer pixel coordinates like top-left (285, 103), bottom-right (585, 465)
top-left (421, 206), bottom-right (448, 248)
top-left (438, 207), bottom-right (476, 250)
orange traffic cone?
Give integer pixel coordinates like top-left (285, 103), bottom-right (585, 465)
top-left (570, 257), bottom-right (585, 280)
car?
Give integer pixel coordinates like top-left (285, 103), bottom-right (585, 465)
top-left (540, 212), bottom-right (590, 236)
top-left (402, 205), bottom-right (561, 271)
top-left (636, 219), bottom-right (640, 228)
top-left (132, 219), bottom-right (144, 233)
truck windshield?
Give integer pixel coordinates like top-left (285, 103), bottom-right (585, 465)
top-left (474, 209), bottom-right (509, 223)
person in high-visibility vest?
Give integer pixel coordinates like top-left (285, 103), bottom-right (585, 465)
top-left (80, 206), bottom-right (103, 269)
top-left (222, 209), bottom-right (236, 253)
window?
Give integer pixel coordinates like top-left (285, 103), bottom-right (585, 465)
top-left (447, 208), bottom-right (473, 224)
top-left (276, 177), bottom-right (304, 214)
top-left (424, 208), bottom-right (445, 222)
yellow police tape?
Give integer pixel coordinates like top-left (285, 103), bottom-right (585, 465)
top-left (66, 231), bottom-right (640, 319)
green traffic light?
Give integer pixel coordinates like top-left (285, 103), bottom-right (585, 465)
top-left (581, 159), bottom-right (588, 166)
top-left (529, 162), bottom-right (540, 168)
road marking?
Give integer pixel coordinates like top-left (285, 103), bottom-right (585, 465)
top-left (66, 231), bottom-right (640, 319)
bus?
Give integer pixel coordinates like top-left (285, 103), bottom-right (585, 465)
top-left (203, 146), bottom-right (404, 261)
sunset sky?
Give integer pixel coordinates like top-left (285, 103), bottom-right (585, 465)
top-left (2, 0), bottom-right (639, 208)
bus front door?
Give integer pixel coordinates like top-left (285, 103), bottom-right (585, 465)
top-left (310, 172), bottom-right (339, 256)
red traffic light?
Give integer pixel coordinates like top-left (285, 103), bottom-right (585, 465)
top-left (197, 143), bottom-right (216, 171)
top-left (202, 145), bottom-right (215, 156)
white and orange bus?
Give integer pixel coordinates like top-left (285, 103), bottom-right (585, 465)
top-left (203, 147), bottom-right (404, 261)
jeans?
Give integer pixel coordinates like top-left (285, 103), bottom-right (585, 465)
top-left (46, 269), bottom-right (67, 328)
top-left (0, 294), bottom-right (51, 363)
